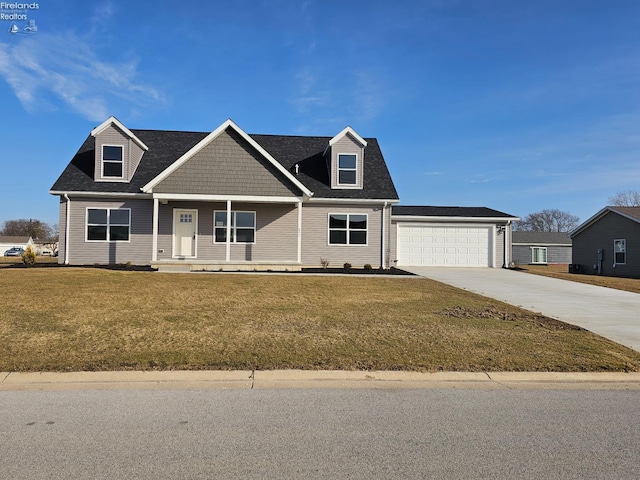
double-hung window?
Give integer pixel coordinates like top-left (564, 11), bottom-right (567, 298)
top-left (214, 211), bottom-right (256, 243)
top-left (328, 214), bottom-right (367, 245)
top-left (337, 154), bottom-right (357, 185)
top-left (531, 246), bottom-right (547, 264)
top-left (614, 239), bottom-right (626, 264)
top-left (86, 208), bottom-right (130, 242)
top-left (102, 145), bottom-right (124, 178)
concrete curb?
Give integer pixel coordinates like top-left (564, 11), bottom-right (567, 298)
top-left (2, 370), bottom-right (640, 391)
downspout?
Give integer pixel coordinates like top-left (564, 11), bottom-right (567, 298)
top-left (502, 220), bottom-right (511, 268)
top-left (63, 194), bottom-right (70, 265)
top-left (381, 202), bottom-right (388, 269)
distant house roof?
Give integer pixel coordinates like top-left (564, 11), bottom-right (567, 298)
top-left (570, 206), bottom-right (640, 238)
top-left (50, 125), bottom-right (400, 201)
top-left (392, 206), bottom-right (518, 219)
top-left (512, 231), bottom-right (572, 245)
top-left (0, 236), bottom-right (33, 244)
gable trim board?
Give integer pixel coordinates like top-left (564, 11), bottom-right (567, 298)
top-left (91, 117), bottom-right (149, 152)
top-left (51, 117), bottom-right (520, 269)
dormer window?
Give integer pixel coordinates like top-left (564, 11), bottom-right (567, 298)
top-left (338, 154), bottom-right (357, 185)
top-left (102, 145), bottom-right (124, 178)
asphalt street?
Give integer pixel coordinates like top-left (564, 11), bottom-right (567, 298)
top-left (1, 387), bottom-right (639, 479)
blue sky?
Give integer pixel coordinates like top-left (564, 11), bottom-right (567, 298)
top-left (1, 0), bottom-right (639, 229)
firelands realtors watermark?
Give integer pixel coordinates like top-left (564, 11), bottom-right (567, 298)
top-left (1, 2), bottom-right (39, 34)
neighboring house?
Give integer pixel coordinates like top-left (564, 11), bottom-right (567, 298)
top-left (50, 117), bottom-right (518, 270)
top-left (33, 240), bottom-right (58, 256)
top-left (511, 231), bottom-right (572, 266)
top-left (569, 206), bottom-right (640, 277)
top-left (0, 236), bottom-right (34, 256)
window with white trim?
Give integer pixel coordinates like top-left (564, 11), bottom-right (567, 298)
top-left (102, 145), bottom-right (124, 178)
top-left (86, 208), bottom-right (130, 241)
top-left (328, 214), bottom-right (367, 245)
top-left (214, 211), bottom-right (256, 243)
top-left (337, 154), bottom-right (357, 185)
top-left (531, 246), bottom-right (547, 264)
top-left (614, 239), bottom-right (626, 264)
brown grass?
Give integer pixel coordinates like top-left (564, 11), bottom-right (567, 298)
top-left (0, 268), bottom-right (638, 372)
top-left (517, 264), bottom-right (640, 294)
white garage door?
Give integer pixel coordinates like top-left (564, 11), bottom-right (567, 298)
top-left (397, 224), bottom-right (492, 267)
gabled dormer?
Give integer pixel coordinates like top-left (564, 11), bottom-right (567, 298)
top-left (324, 126), bottom-right (367, 190)
top-left (91, 117), bottom-right (149, 182)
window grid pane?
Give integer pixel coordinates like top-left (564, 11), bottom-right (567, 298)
top-left (87, 208), bottom-right (129, 242)
top-left (214, 211), bottom-right (255, 244)
top-left (329, 214), bottom-right (367, 245)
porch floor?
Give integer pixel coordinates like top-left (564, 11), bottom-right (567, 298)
top-left (152, 260), bottom-right (302, 273)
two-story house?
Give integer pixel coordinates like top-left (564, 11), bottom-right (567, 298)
top-left (50, 117), bottom-right (517, 270)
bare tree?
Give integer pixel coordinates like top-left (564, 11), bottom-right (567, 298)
top-left (608, 190), bottom-right (640, 207)
top-left (1, 219), bottom-right (55, 241)
top-left (515, 209), bottom-right (580, 232)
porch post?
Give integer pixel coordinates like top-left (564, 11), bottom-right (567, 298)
top-left (226, 200), bottom-right (231, 262)
top-left (152, 198), bottom-right (159, 262)
top-left (297, 201), bottom-right (302, 263)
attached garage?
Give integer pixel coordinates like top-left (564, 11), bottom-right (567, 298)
top-left (397, 224), bottom-right (492, 266)
top-left (391, 206), bottom-right (519, 268)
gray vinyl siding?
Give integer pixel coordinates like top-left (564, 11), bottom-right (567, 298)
top-left (65, 198), bottom-right (153, 265)
top-left (572, 212), bottom-right (640, 277)
top-left (156, 202), bottom-right (298, 262)
top-left (330, 135), bottom-right (364, 189)
top-left (512, 245), bottom-right (572, 265)
top-left (154, 128), bottom-right (300, 197)
top-left (389, 220), bottom-right (398, 265)
top-left (129, 141), bottom-right (145, 179)
top-left (495, 227), bottom-right (505, 267)
top-left (301, 203), bottom-right (384, 268)
top-left (93, 124), bottom-right (145, 182)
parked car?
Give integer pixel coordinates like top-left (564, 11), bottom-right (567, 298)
top-left (4, 247), bottom-right (25, 257)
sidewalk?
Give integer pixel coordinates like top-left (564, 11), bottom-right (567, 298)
top-left (2, 370), bottom-right (640, 391)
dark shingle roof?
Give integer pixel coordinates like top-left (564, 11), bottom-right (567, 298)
top-left (570, 205), bottom-right (640, 237)
top-left (512, 231), bottom-right (572, 245)
top-left (392, 205), bottom-right (517, 218)
top-left (608, 206), bottom-right (640, 221)
top-left (50, 128), bottom-right (399, 200)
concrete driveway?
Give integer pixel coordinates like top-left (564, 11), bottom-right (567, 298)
top-left (403, 267), bottom-right (640, 352)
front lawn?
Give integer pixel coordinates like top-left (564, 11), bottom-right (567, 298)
top-left (1, 268), bottom-right (638, 372)
top-left (517, 264), bottom-right (640, 294)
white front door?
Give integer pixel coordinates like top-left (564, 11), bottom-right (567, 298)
top-left (173, 209), bottom-right (197, 257)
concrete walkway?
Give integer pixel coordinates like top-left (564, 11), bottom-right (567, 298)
top-left (404, 267), bottom-right (640, 352)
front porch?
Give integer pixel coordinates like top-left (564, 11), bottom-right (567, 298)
top-left (151, 196), bottom-right (304, 268)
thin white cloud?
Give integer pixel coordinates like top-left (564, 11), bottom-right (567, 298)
top-left (0, 31), bottom-right (163, 121)
top-left (289, 67), bottom-right (392, 132)
top-left (89, 0), bottom-right (118, 34)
